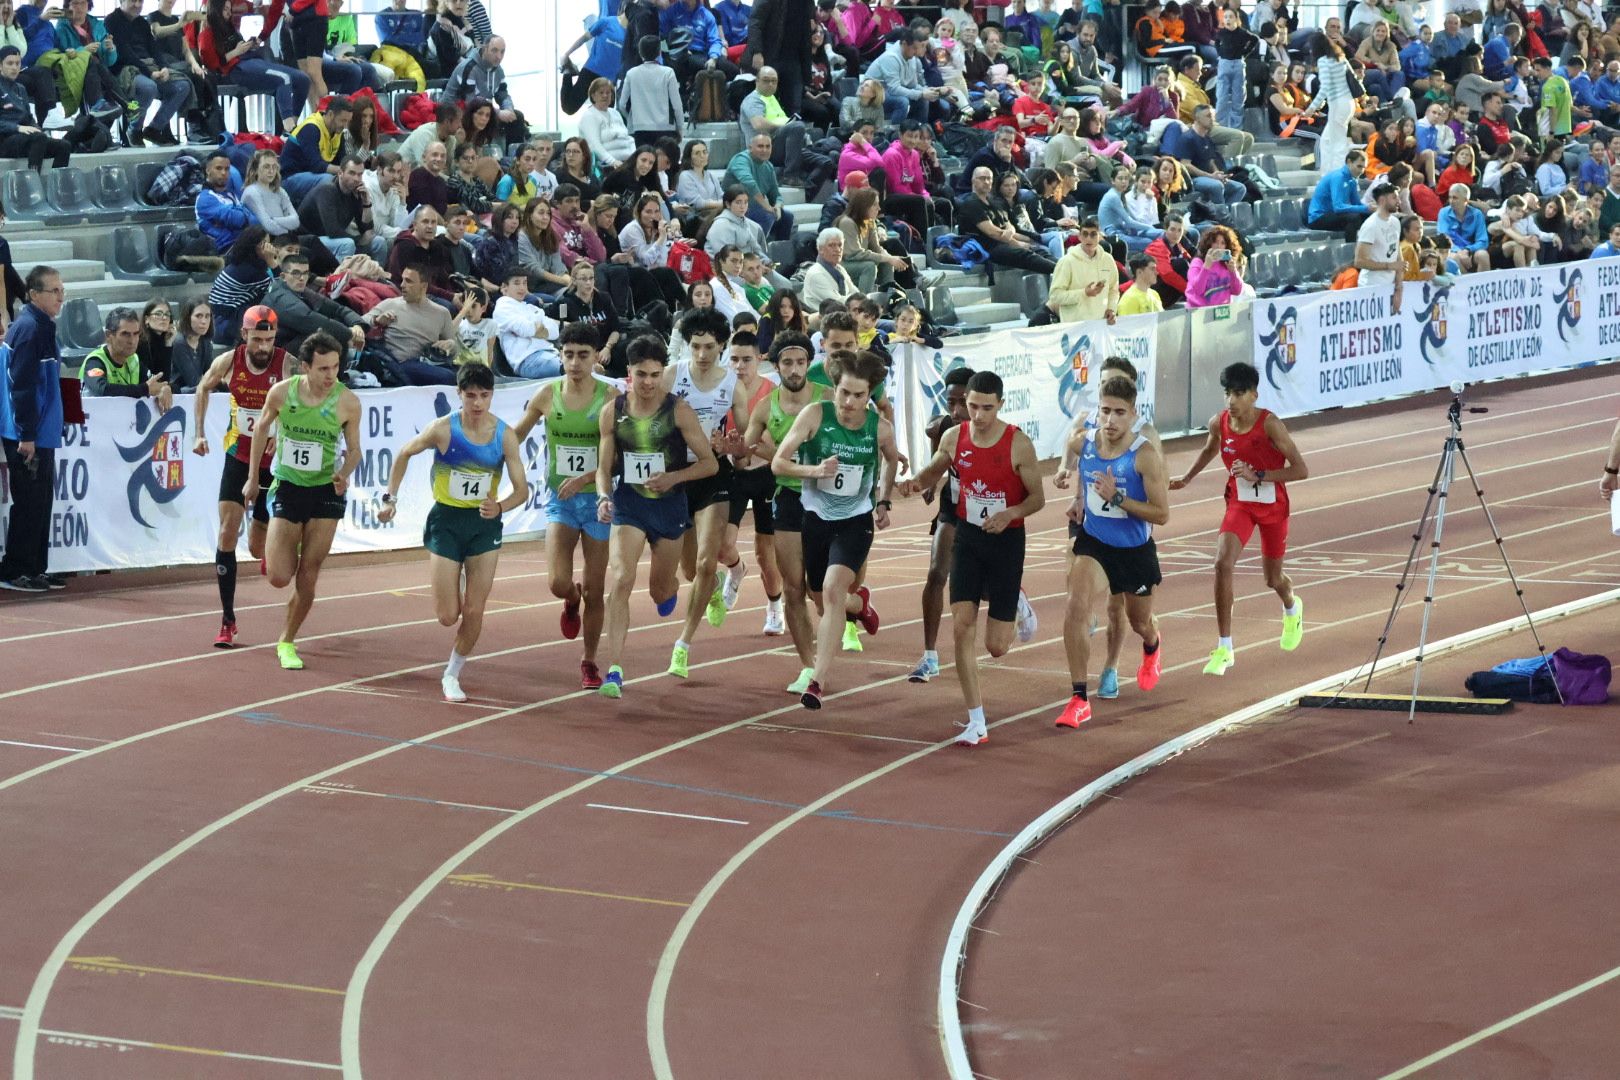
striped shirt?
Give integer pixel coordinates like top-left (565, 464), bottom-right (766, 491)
top-left (465, 0), bottom-right (493, 45)
top-left (1308, 57), bottom-right (1353, 112)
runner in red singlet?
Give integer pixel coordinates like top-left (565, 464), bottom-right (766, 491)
top-left (191, 307), bottom-right (294, 648)
top-left (1171, 361), bottom-right (1309, 675)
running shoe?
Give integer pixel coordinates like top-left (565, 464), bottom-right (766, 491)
top-left (955, 717), bottom-right (989, 746)
top-left (1054, 695), bottom-right (1092, 728)
top-left (1137, 635), bottom-right (1163, 692)
top-left (907, 655), bottom-right (940, 683)
top-left (1203, 645), bottom-right (1234, 676)
top-left (87, 98), bottom-right (123, 119)
top-left (723, 559), bottom-right (747, 609)
top-left (580, 660), bottom-right (603, 690)
top-left (442, 673), bottom-right (467, 703)
top-left (276, 641), bottom-right (304, 670)
top-left (213, 620), bottom-right (238, 649)
top-left (1280, 598), bottom-right (1304, 652)
top-left (800, 679), bottom-right (823, 710)
top-left (705, 585), bottom-right (727, 628)
top-left (668, 643), bottom-right (690, 678)
top-left (762, 603), bottom-right (785, 636)
top-left (842, 621), bottom-right (864, 652)
top-left (786, 666), bottom-right (815, 694)
top-left (655, 591), bottom-right (678, 618)
top-left (599, 666), bottom-right (624, 698)
top-left (560, 584), bottom-right (582, 640)
top-left (40, 573), bottom-right (67, 590)
top-left (1097, 667), bottom-right (1120, 699)
top-left (1015, 589), bottom-right (1037, 643)
top-left (0, 574), bottom-right (47, 593)
top-left (854, 585), bottom-right (880, 635)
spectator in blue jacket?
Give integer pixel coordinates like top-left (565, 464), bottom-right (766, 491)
top-left (0, 6), bottom-right (62, 122)
top-left (1480, 23), bottom-right (1515, 81)
top-left (1427, 11), bottom-right (1471, 80)
top-left (1098, 167), bottom-right (1163, 253)
top-left (1436, 183), bottom-right (1489, 272)
top-left (375, 0), bottom-right (436, 77)
top-left (197, 151), bottom-right (256, 253)
top-left (53, 0), bottom-right (127, 120)
top-left (0, 47), bottom-right (70, 170)
top-left (1305, 148), bottom-right (1368, 240)
top-left (713, 0), bottom-right (749, 50)
top-left (661, 0), bottom-right (738, 86)
top-left (279, 95), bottom-right (353, 204)
top-left (0, 265), bottom-right (64, 592)
top-left (1398, 25), bottom-right (1433, 94)
top-left (1593, 60), bottom-right (1620, 125)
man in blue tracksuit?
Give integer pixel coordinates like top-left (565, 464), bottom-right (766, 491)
top-left (660, 0), bottom-right (738, 87)
top-left (1305, 149), bottom-right (1369, 241)
top-left (0, 266), bottom-right (65, 592)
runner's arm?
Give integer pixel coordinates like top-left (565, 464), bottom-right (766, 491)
top-left (1055, 409), bottom-right (1088, 484)
top-left (382, 417), bottom-right (449, 501)
top-left (874, 418), bottom-right (901, 528)
top-left (671, 399), bottom-right (719, 483)
top-left (1256, 414), bottom-right (1309, 483)
top-left (1129, 444), bottom-right (1171, 526)
top-left (1171, 414), bottom-right (1222, 488)
top-left (771, 403), bottom-right (830, 480)
top-left (1007, 429), bottom-right (1047, 520)
top-left (742, 395), bottom-right (774, 458)
top-left (902, 425), bottom-right (959, 495)
top-left (191, 351), bottom-right (237, 453)
top-left (243, 380), bottom-right (286, 474)
top-left (593, 403), bottom-right (616, 507)
top-left (497, 426), bottom-right (530, 513)
top-left (511, 383), bottom-right (550, 441)
top-left (1600, 418), bottom-right (1620, 499)
top-left (335, 389), bottom-right (364, 491)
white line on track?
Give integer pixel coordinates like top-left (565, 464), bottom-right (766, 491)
top-left (0, 740), bottom-right (80, 754)
top-left (587, 804), bottom-right (751, 826)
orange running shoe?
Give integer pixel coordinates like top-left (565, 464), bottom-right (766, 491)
top-left (1137, 635), bottom-right (1163, 692)
top-left (1054, 695), bottom-right (1092, 728)
top-left (560, 583), bottom-right (582, 640)
top-left (213, 620), bottom-right (237, 649)
top-left (580, 660), bottom-right (602, 689)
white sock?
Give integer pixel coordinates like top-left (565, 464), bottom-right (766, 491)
top-left (1284, 602), bottom-right (1300, 617)
top-left (768, 596), bottom-right (783, 613)
top-left (1218, 636), bottom-right (1234, 652)
top-left (675, 638), bottom-right (689, 651)
top-left (446, 649), bottom-right (467, 677)
top-left (967, 706), bottom-right (986, 726)
top-left (924, 649), bottom-right (939, 665)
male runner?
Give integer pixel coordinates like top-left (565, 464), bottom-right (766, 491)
top-left (1053, 355), bottom-right (1162, 698)
top-left (719, 330), bottom-right (785, 633)
top-left (742, 331), bottom-right (823, 694)
top-left (901, 371), bottom-right (1044, 745)
top-left (192, 306), bottom-right (294, 648)
top-left (1171, 361), bottom-right (1308, 674)
top-left (593, 334), bottom-right (718, 699)
top-left (664, 307), bottom-right (746, 679)
top-left (378, 364), bottom-right (529, 701)
top-left (243, 332), bottom-right (363, 671)
top-left (908, 365), bottom-right (973, 683)
top-left (1058, 375), bottom-right (1168, 728)
top-left (515, 323), bottom-right (620, 688)
top-left (772, 350), bottom-right (900, 710)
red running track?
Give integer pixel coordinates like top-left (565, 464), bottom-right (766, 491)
top-left (0, 367), bottom-right (1616, 1079)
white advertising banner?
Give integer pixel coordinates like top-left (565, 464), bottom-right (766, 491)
top-left (0, 384), bottom-right (552, 574)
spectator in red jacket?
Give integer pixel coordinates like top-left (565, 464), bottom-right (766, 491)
top-left (1145, 211), bottom-right (1197, 305)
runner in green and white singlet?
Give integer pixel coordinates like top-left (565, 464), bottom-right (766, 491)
top-left (242, 333), bottom-right (363, 671)
top-left (515, 324), bottom-right (620, 689)
top-left (771, 350), bottom-right (901, 710)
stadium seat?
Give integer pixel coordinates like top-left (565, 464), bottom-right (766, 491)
top-left (59, 297), bottom-right (105, 352)
top-left (217, 85), bottom-right (276, 136)
top-left (1018, 273), bottom-right (1049, 318)
top-left (2, 168), bottom-right (50, 221)
top-left (133, 161), bottom-right (164, 207)
top-left (108, 227), bottom-right (190, 287)
top-left (45, 167), bottom-right (122, 225)
top-left (925, 285), bottom-right (959, 327)
top-left (94, 164), bottom-right (166, 222)
top-left (925, 225), bottom-right (952, 270)
top-left (1229, 201), bottom-right (1255, 232)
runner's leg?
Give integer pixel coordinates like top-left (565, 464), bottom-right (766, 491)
top-left (581, 534), bottom-right (611, 663)
top-left (775, 528), bottom-right (816, 668)
top-left (1213, 531), bottom-right (1243, 638)
top-left (281, 518), bottom-right (338, 645)
top-left (265, 517), bottom-right (304, 590)
top-left (215, 499), bottom-right (245, 625)
top-left (429, 552), bottom-right (464, 629)
top-left (1262, 555), bottom-right (1295, 609)
top-left (674, 503), bottom-right (727, 672)
top-left (547, 522), bottom-right (583, 637)
top-left (812, 562), bottom-right (858, 687)
top-left (915, 519), bottom-right (953, 677)
top-left (1058, 556), bottom-right (1106, 726)
top-left (455, 549), bottom-right (499, 656)
top-left (599, 524), bottom-right (648, 694)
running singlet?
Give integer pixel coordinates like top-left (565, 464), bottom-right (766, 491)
top-left (433, 414), bottom-right (507, 508)
top-left (225, 345), bottom-right (287, 467)
top-left (765, 384), bottom-right (824, 493)
top-left (613, 393), bottom-right (685, 498)
top-left (270, 375), bottom-right (343, 488)
top-left (671, 360), bottom-right (737, 463)
top-left (545, 378), bottom-right (609, 494)
top-left (1219, 408), bottom-right (1289, 510)
top-left (954, 422), bottom-right (1028, 529)
top-left (1080, 433), bottom-right (1151, 547)
top-left (799, 404), bottom-right (880, 521)
top-left (728, 376), bottom-right (777, 468)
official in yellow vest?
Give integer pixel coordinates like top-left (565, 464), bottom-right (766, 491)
top-left (80, 307), bottom-right (172, 411)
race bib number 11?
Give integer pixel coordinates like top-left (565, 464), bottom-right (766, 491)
top-left (625, 451), bottom-right (663, 483)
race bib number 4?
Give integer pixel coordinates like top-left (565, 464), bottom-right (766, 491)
top-left (555, 444), bottom-right (598, 478)
top-left (965, 493), bottom-right (1006, 524)
top-left (450, 468), bottom-right (491, 502)
top-left (624, 451), bottom-right (664, 484)
top-left (1085, 477), bottom-right (1127, 518)
top-left (281, 437), bottom-right (322, 471)
top-left (1236, 478), bottom-right (1277, 504)
top-left (822, 462), bottom-right (865, 494)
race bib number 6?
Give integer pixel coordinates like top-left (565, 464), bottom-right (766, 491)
top-left (823, 462), bottom-right (864, 493)
top-left (624, 451), bottom-right (664, 483)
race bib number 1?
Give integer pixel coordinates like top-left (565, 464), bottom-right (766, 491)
top-left (965, 494), bottom-right (1006, 524)
top-left (450, 468), bottom-right (491, 502)
top-left (281, 437), bottom-right (321, 471)
top-left (625, 451), bottom-right (664, 484)
top-left (555, 444), bottom-right (598, 478)
top-left (1237, 479), bottom-right (1277, 504)
top-left (823, 462), bottom-right (865, 494)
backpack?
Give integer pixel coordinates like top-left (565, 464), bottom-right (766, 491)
top-left (666, 240), bottom-right (712, 284)
top-left (937, 122), bottom-right (993, 160)
top-left (693, 68), bottom-right (730, 123)
top-left (932, 234), bottom-right (989, 270)
top-left (1551, 648), bottom-right (1611, 705)
top-left (1465, 657), bottom-right (1560, 703)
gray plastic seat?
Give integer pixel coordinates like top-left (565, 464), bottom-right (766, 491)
top-left (59, 297), bottom-right (105, 352)
top-left (3, 169), bottom-right (50, 221)
top-left (110, 226), bottom-right (190, 286)
top-left (45, 167), bottom-right (122, 225)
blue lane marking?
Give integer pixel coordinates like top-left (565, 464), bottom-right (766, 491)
top-left (240, 712), bottom-right (1013, 838)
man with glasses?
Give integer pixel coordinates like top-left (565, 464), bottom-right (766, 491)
top-left (1436, 183), bottom-right (1490, 272)
top-left (264, 250), bottom-right (372, 354)
top-left (0, 267), bottom-right (66, 593)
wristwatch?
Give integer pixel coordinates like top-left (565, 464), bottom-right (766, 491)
top-left (379, 492), bottom-right (396, 505)
top-left (1109, 490), bottom-right (1126, 508)
top-left (1607, 467), bottom-right (1619, 476)
top-left (875, 499), bottom-right (892, 509)
top-left (1255, 470), bottom-right (1268, 482)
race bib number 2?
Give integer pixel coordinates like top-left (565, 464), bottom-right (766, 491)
top-left (1085, 477), bottom-right (1126, 519)
top-left (555, 444), bottom-right (598, 478)
top-left (625, 451), bottom-right (664, 484)
top-left (237, 407), bottom-right (261, 435)
top-left (281, 437), bottom-right (321, 471)
top-left (450, 468), bottom-right (491, 501)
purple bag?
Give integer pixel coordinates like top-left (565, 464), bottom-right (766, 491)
top-left (1551, 648), bottom-right (1612, 706)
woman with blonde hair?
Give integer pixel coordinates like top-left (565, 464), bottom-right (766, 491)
top-left (839, 78), bottom-right (886, 134)
top-left (241, 149), bottom-right (302, 237)
top-left (579, 77), bottom-right (636, 169)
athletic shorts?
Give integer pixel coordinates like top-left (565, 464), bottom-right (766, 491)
top-left (727, 464), bottom-right (776, 535)
top-left (772, 486), bottom-right (805, 533)
top-left (931, 488), bottom-right (961, 536)
top-left (220, 454), bottom-right (272, 524)
top-left (684, 458), bottom-right (733, 515)
top-left (546, 488), bottom-right (610, 541)
top-left (612, 483), bottom-right (690, 543)
top-left (271, 479), bottom-right (346, 524)
top-left (424, 502), bottom-right (503, 562)
top-left (1072, 531), bottom-right (1161, 597)
top-left (288, 13), bottom-right (329, 60)
top-left (802, 509), bottom-right (874, 593)
top-left (1220, 499), bottom-right (1289, 560)
top-left (950, 522), bottom-right (1026, 621)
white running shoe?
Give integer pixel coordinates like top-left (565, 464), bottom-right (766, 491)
top-left (723, 559), bottom-right (747, 609)
top-left (442, 673), bottom-right (467, 702)
top-left (1015, 589), bottom-right (1037, 643)
top-left (955, 717), bottom-right (988, 746)
top-left (763, 602), bottom-right (785, 636)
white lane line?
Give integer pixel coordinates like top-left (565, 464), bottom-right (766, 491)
top-left (0, 1008), bottom-right (339, 1071)
top-left (35, 733), bottom-right (112, 744)
top-left (303, 784), bottom-right (519, 815)
top-left (1378, 962), bottom-right (1620, 1079)
top-left (587, 804), bottom-right (751, 826)
top-left (0, 740), bottom-right (81, 754)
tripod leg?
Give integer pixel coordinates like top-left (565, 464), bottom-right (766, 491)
top-left (1408, 437), bottom-right (1458, 723)
top-left (1363, 439), bottom-right (1451, 692)
top-left (1454, 440), bottom-right (1566, 705)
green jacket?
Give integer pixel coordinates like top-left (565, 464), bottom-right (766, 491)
top-left (79, 346), bottom-right (144, 398)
